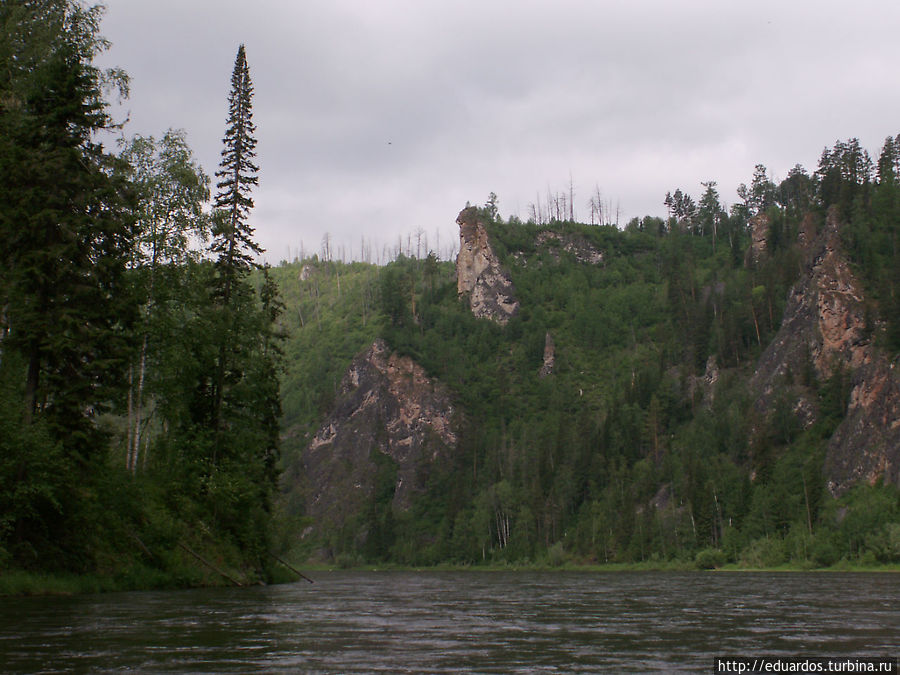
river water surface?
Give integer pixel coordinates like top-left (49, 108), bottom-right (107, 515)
top-left (0, 571), bottom-right (897, 673)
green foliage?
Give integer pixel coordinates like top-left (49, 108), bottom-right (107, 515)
top-left (822, 482), bottom-right (900, 562)
top-left (0, 15), bottom-right (285, 588)
top-left (694, 547), bottom-right (727, 569)
top-left (3, 5), bottom-right (897, 583)
top-left (0, 7), bottom-right (136, 452)
top-left (280, 155), bottom-right (900, 569)
top-left (736, 164), bottom-right (776, 216)
top-left (272, 258), bottom-right (383, 472)
top-left (0, 354), bottom-right (69, 568)
top-left (119, 129), bottom-right (211, 266)
top-left (810, 136), bottom-right (900, 351)
top-left (211, 44), bottom-right (261, 281)
top-left (1, 0), bottom-right (136, 573)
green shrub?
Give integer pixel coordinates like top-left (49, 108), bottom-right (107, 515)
top-left (740, 537), bottom-right (787, 568)
top-left (810, 533), bottom-right (841, 567)
top-left (547, 542), bottom-right (567, 567)
top-left (694, 548), bottom-right (727, 569)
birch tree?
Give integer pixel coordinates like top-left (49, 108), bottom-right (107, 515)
top-left (119, 130), bottom-right (210, 471)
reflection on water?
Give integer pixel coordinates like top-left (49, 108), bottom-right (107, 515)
top-left (0, 571), bottom-right (897, 673)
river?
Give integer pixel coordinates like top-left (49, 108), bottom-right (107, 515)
top-left (0, 571), bottom-right (897, 673)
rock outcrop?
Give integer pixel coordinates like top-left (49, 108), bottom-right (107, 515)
top-left (750, 209), bottom-right (861, 420)
top-left (745, 212), bottom-right (770, 265)
top-left (300, 339), bottom-right (457, 532)
top-left (535, 231), bottom-right (604, 265)
top-left (539, 332), bottom-right (556, 378)
top-left (688, 355), bottom-right (720, 407)
top-left (750, 207), bottom-right (900, 494)
top-left (825, 358), bottom-right (900, 494)
top-left (456, 206), bottom-right (519, 324)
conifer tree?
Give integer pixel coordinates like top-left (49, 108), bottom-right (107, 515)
top-left (0, 0), bottom-right (135, 568)
top-left (210, 44), bottom-right (261, 431)
top-left (212, 44), bottom-right (260, 304)
top-left (0, 0), bottom-right (134, 447)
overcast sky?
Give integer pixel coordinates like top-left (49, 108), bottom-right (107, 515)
top-left (96, 0), bottom-right (900, 264)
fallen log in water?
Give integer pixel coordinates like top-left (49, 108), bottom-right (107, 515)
top-left (270, 553), bottom-right (314, 584)
top-left (177, 541), bottom-right (244, 587)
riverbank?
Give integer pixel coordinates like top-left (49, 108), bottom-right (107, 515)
top-left (298, 559), bottom-right (900, 575)
top-left (0, 564), bottom-right (298, 597)
top-left (3, 559), bottom-right (897, 597)
top-left (0, 570), bottom-right (144, 597)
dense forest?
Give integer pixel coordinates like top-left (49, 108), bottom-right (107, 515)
top-left (276, 138), bottom-right (900, 570)
top-left (2, 0), bottom-right (899, 592)
top-left (1, 1), bottom-right (283, 589)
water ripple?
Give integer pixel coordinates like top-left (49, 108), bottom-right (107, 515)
top-left (0, 571), bottom-right (897, 673)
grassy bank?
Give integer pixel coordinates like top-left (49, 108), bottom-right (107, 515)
top-left (4, 559), bottom-right (897, 597)
top-left (292, 558), bottom-right (900, 575)
top-left (0, 561), bottom-right (300, 597)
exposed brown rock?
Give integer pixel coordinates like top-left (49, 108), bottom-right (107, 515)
top-left (456, 207), bottom-right (519, 324)
top-left (299, 339), bottom-right (457, 533)
top-left (750, 206), bottom-right (900, 494)
top-left (751, 209), bottom-right (867, 406)
top-left (745, 212), bottom-right (770, 265)
top-left (825, 358), bottom-right (900, 494)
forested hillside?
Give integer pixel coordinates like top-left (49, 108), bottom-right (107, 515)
top-left (279, 138), bottom-right (900, 569)
top-left (2, 1), bottom-right (899, 592)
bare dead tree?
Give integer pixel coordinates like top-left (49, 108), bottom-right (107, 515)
top-left (415, 227), bottom-right (425, 259)
top-left (594, 185), bottom-right (604, 225)
top-left (568, 172), bottom-right (575, 221)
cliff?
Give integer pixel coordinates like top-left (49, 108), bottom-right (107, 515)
top-left (826, 357), bottom-right (900, 493)
top-left (299, 339), bottom-right (457, 535)
top-left (455, 206), bottom-right (519, 324)
top-left (750, 207), bottom-right (900, 494)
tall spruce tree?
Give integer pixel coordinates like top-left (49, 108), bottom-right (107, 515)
top-left (185, 44), bottom-right (285, 561)
top-left (210, 45), bottom-right (262, 433)
top-left (212, 44), bottom-right (261, 303)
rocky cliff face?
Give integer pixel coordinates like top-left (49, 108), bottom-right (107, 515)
top-left (750, 209), bottom-right (850, 426)
top-left (299, 339), bottom-right (457, 532)
top-left (750, 207), bottom-right (900, 494)
top-left (826, 358), bottom-right (900, 494)
top-left (745, 212), bottom-right (770, 265)
top-left (456, 206), bottom-right (519, 324)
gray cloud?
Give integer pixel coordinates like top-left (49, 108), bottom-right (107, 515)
top-left (97, 0), bottom-right (900, 262)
